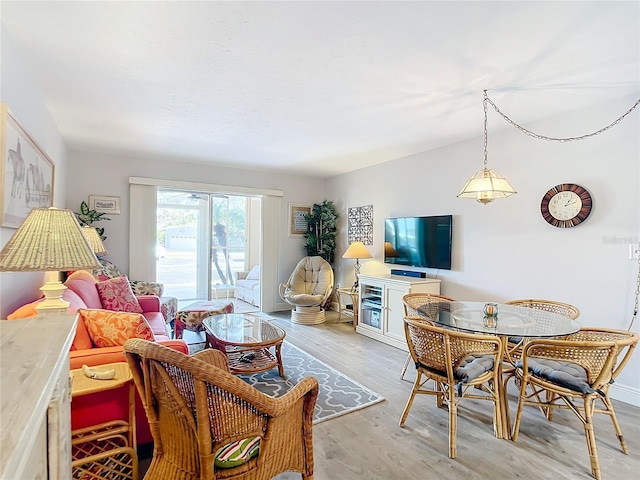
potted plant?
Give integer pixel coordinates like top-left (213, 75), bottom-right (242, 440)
top-left (74, 201), bottom-right (111, 240)
top-left (303, 200), bottom-right (340, 265)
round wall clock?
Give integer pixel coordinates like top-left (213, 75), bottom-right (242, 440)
top-left (540, 183), bottom-right (592, 228)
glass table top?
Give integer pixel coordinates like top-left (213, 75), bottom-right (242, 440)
top-left (203, 312), bottom-right (285, 345)
top-left (417, 301), bottom-right (581, 338)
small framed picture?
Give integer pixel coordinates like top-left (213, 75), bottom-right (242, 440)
top-left (288, 203), bottom-right (311, 236)
top-left (89, 195), bottom-right (120, 215)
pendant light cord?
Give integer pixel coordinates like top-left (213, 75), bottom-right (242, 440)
top-left (484, 93), bottom-right (640, 142)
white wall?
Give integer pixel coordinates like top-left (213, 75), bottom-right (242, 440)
top-left (325, 93), bottom-right (640, 403)
top-left (0, 23), bottom-right (69, 318)
top-left (65, 150), bottom-right (324, 299)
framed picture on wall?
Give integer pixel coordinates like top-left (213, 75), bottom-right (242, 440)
top-left (288, 203), bottom-right (311, 236)
top-left (89, 195), bottom-right (121, 215)
top-left (0, 102), bottom-right (55, 228)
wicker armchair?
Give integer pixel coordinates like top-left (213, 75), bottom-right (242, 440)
top-left (503, 298), bottom-right (580, 362)
top-left (511, 328), bottom-right (638, 480)
top-left (123, 339), bottom-right (319, 480)
top-left (399, 293), bottom-right (455, 379)
top-left (399, 316), bottom-right (503, 458)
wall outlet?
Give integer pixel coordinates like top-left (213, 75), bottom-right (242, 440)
top-left (630, 244), bottom-right (640, 260)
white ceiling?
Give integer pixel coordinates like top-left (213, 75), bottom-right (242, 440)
top-left (1, 1), bottom-right (638, 177)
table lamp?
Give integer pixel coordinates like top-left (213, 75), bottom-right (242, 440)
top-left (0, 207), bottom-right (101, 312)
top-left (81, 226), bottom-right (108, 256)
top-left (342, 241), bottom-right (372, 291)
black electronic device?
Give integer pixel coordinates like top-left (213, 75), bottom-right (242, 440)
top-left (384, 215), bottom-right (453, 270)
top-left (390, 269), bottom-right (426, 278)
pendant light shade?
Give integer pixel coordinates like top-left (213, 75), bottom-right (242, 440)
top-left (458, 91), bottom-right (516, 204)
top-left (457, 168), bottom-right (517, 204)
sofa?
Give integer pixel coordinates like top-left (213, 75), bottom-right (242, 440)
top-left (8, 269), bottom-right (188, 444)
top-left (235, 264), bottom-right (260, 307)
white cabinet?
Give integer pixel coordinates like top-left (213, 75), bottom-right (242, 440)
top-left (0, 313), bottom-right (77, 480)
top-left (357, 274), bottom-right (440, 350)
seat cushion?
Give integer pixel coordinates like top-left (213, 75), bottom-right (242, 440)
top-left (96, 276), bottom-right (144, 313)
top-left (517, 357), bottom-right (595, 394)
top-left (454, 354), bottom-right (495, 383)
top-left (79, 308), bottom-right (155, 347)
top-left (214, 436), bottom-right (260, 469)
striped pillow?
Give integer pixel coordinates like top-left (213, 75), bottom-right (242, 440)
top-left (214, 436), bottom-right (260, 469)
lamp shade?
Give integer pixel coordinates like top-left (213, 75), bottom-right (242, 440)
top-left (81, 226), bottom-right (108, 255)
top-left (457, 168), bottom-right (517, 204)
top-left (0, 207), bottom-right (101, 272)
top-left (342, 241), bottom-right (372, 260)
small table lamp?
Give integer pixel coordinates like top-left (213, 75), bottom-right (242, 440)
top-left (342, 241), bottom-right (372, 291)
top-left (81, 226), bottom-right (108, 256)
top-left (0, 207), bottom-right (101, 312)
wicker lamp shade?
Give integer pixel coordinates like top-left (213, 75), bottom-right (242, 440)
top-left (0, 208), bottom-right (101, 271)
top-left (81, 226), bottom-right (108, 255)
top-left (0, 207), bottom-right (101, 312)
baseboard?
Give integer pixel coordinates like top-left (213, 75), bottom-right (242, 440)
top-left (610, 382), bottom-right (640, 407)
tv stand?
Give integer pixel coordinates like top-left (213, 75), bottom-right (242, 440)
top-left (357, 274), bottom-right (441, 350)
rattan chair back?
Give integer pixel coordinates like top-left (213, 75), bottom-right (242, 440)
top-left (398, 294), bottom-right (455, 379)
top-left (511, 328), bottom-right (638, 480)
top-left (123, 339), bottom-right (318, 480)
top-left (400, 316), bottom-right (503, 458)
top-left (402, 293), bottom-right (455, 316)
top-left (505, 298), bottom-right (580, 319)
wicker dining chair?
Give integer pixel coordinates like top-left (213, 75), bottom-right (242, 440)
top-left (511, 328), bottom-right (638, 480)
top-left (123, 339), bottom-right (319, 480)
top-left (503, 298), bottom-right (580, 362)
top-left (399, 293), bottom-right (456, 380)
top-left (399, 316), bottom-right (503, 458)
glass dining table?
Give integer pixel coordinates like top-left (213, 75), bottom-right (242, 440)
top-left (416, 300), bottom-right (581, 439)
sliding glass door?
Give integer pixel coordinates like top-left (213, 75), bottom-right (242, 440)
top-left (156, 189), bottom-right (260, 306)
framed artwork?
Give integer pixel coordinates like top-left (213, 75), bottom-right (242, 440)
top-left (288, 203), bottom-right (311, 236)
top-left (348, 204), bottom-right (374, 245)
top-left (89, 195), bottom-right (121, 215)
top-left (1, 102), bottom-right (55, 228)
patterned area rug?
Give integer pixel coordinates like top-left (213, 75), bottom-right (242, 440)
top-left (238, 342), bottom-right (385, 424)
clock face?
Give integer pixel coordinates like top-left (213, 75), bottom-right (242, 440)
top-left (541, 184), bottom-right (592, 228)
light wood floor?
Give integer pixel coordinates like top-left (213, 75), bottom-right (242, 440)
top-left (266, 310), bottom-right (640, 480)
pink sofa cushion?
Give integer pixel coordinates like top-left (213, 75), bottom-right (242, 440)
top-left (96, 276), bottom-right (143, 314)
top-left (65, 270), bottom-right (103, 309)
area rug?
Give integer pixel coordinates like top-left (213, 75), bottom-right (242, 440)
top-left (238, 342), bottom-right (385, 424)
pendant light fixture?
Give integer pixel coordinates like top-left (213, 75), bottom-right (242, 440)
top-left (457, 90), bottom-right (517, 204)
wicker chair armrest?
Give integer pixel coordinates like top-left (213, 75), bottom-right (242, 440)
top-left (278, 282), bottom-right (290, 301)
top-left (267, 376), bottom-right (319, 417)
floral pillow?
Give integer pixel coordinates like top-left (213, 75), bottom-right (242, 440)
top-left (96, 275), bottom-right (144, 313)
top-left (78, 308), bottom-right (155, 347)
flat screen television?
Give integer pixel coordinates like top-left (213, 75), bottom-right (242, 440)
top-left (384, 215), bottom-right (452, 270)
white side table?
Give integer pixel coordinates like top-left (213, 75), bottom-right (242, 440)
top-left (211, 284), bottom-right (237, 306)
top-left (336, 288), bottom-right (359, 330)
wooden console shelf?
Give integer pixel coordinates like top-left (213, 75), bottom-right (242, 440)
top-left (0, 313), bottom-right (77, 480)
top-left (357, 274), bottom-right (440, 350)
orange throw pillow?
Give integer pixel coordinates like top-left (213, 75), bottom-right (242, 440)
top-left (79, 308), bottom-right (155, 348)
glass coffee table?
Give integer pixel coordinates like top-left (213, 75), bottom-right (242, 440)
top-left (203, 312), bottom-right (286, 376)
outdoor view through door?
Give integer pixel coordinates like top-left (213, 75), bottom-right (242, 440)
top-left (156, 189), bottom-right (261, 313)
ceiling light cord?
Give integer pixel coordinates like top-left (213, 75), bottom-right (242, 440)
top-left (484, 93), bottom-right (640, 143)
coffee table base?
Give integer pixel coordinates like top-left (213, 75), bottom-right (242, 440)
top-left (225, 345), bottom-right (284, 376)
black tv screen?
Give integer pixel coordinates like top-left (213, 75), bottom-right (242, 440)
top-left (384, 215), bottom-right (452, 270)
